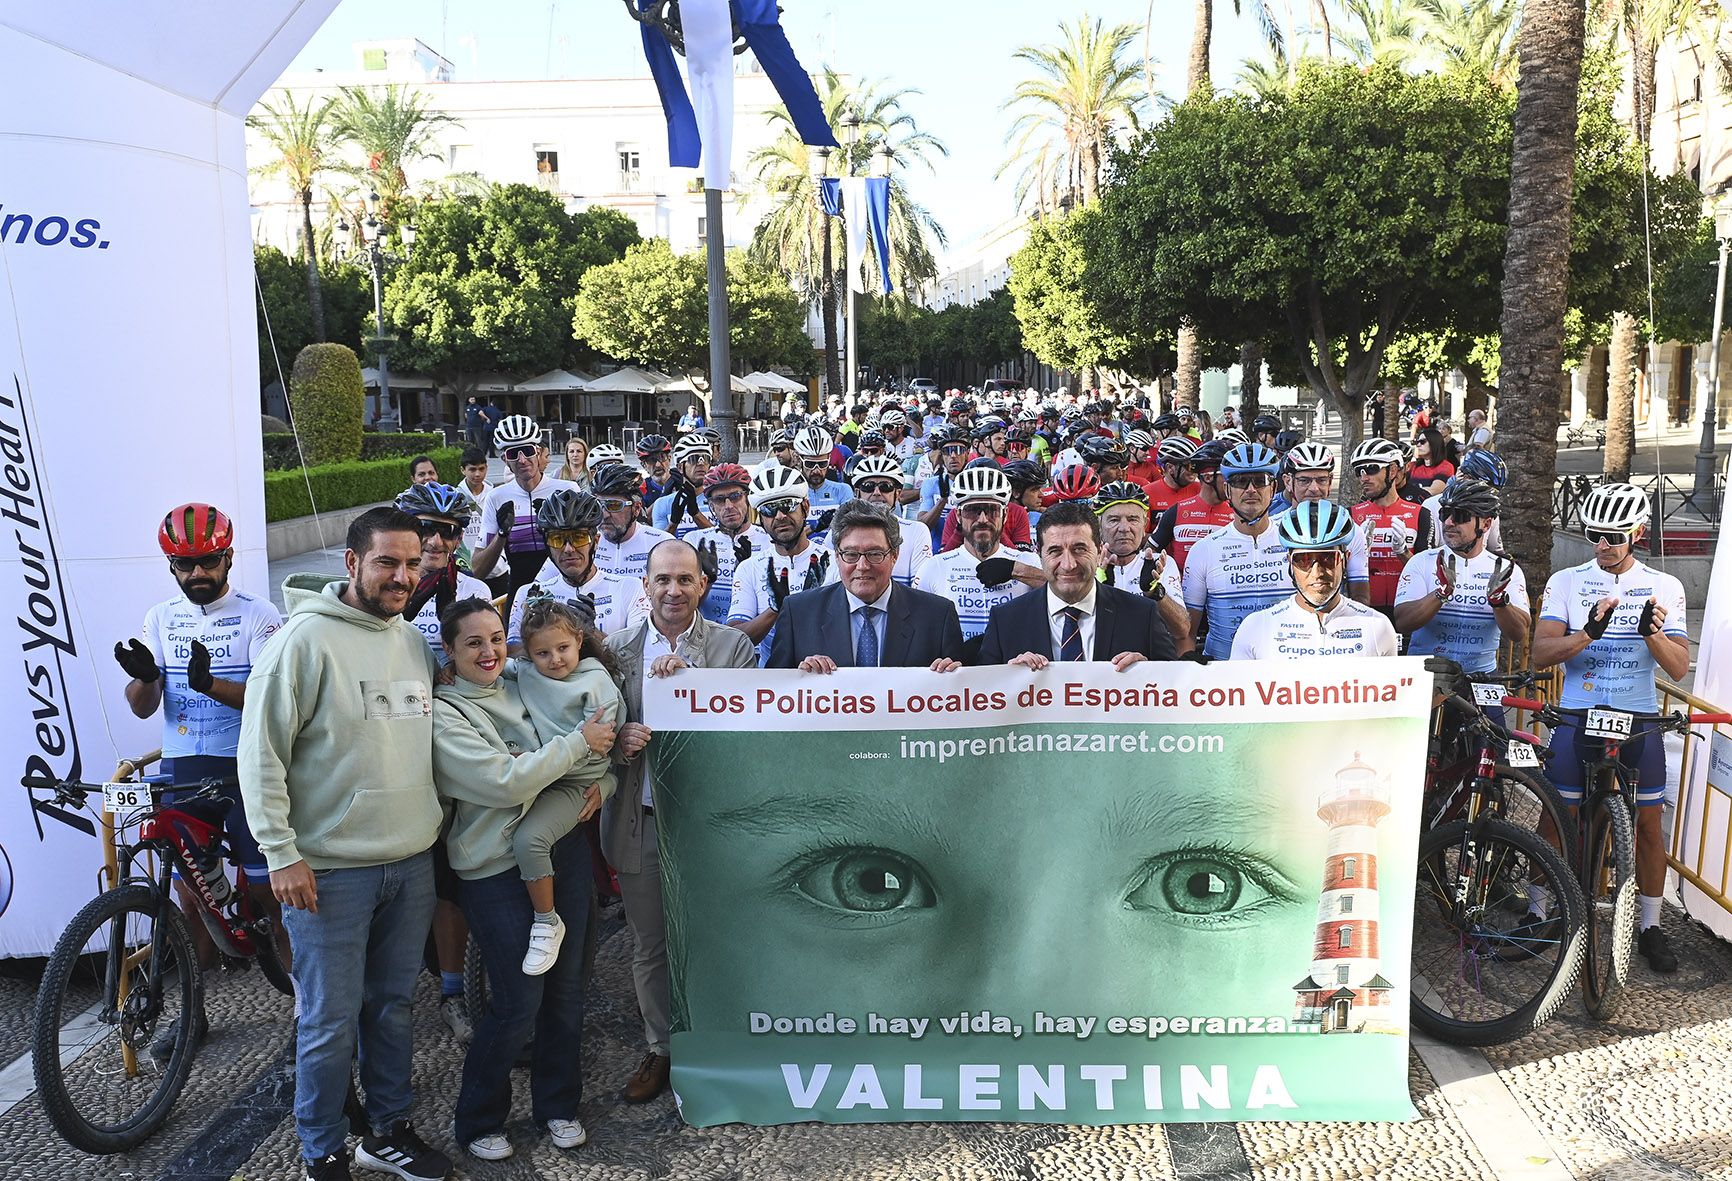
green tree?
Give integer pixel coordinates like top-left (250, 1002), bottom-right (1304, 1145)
top-left (1009, 210), bottom-right (1149, 385)
top-left (380, 185), bottom-right (641, 387)
top-left (331, 84), bottom-right (460, 222)
top-left (287, 343), bottom-right (365, 465)
top-left (249, 92), bottom-right (340, 340)
top-left (254, 244), bottom-right (372, 389)
top-left (573, 238), bottom-right (811, 374)
top-left (1413, 0), bottom-right (1519, 84)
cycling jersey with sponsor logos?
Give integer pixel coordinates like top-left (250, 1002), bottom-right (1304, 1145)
top-left (1142, 478), bottom-right (1198, 515)
top-left (1270, 507), bottom-right (1371, 586)
top-left (685, 524), bottom-right (772, 622)
top-left (1351, 499), bottom-right (1432, 609)
top-left (803, 479), bottom-right (855, 533)
top-left (1539, 558), bottom-right (1687, 711)
top-left (480, 476), bottom-right (578, 562)
top-left (1181, 524), bottom-right (1290, 660)
top-left (408, 570), bottom-right (492, 651)
top-left (1394, 547), bottom-right (1526, 674)
top-left (593, 523), bottom-right (673, 581)
top-left (1102, 552), bottom-right (1183, 600)
top-left (911, 545), bottom-right (1042, 640)
top-left (729, 546), bottom-right (841, 665)
top-left (888, 518), bottom-right (934, 587)
top-left (141, 590), bottom-right (282, 759)
top-left (1152, 495), bottom-right (1235, 573)
top-left (1229, 596), bottom-right (1399, 659)
top-left (510, 565), bottom-right (646, 644)
top-left (1422, 491), bottom-right (1502, 554)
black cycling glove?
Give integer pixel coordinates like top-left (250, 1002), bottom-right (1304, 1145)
top-left (1138, 555), bottom-right (1166, 601)
top-left (1179, 648), bottom-right (1212, 665)
top-left (768, 565), bottom-right (792, 610)
top-left (976, 556), bottom-right (1016, 588)
top-left (113, 638), bottom-right (160, 683)
top-left (1638, 599), bottom-right (1661, 637)
top-left (733, 534), bottom-right (754, 563)
top-left (185, 641), bottom-right (214, 694)
top-left (1582, 600), bottom-right (1616, 641)
top-left (494, 500), bottom-right (517, 539)
top-left (803, 551), bottom-right (832, 590)
top-left (696, 539), bottom-right (720, 585)
top-left (812, 508), bottom-right (838, 536)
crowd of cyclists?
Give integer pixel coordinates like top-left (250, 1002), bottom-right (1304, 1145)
top-left (114, 383), bottom-right (1693, 1180)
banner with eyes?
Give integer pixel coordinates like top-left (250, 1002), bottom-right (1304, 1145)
top-left (646, 658), bottom-right (1443, 1127)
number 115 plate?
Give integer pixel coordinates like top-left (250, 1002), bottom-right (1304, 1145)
top-left (1585, 708), bottom-right (1634, 740)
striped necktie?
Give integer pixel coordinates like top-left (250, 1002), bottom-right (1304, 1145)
top-left (1058, 606), bottom-right (1084, 662)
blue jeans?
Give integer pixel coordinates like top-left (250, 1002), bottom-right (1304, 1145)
top-left (454, 828), bottom-right (593, 1144)
top-left (283, 852), bottom-right (435, 1162)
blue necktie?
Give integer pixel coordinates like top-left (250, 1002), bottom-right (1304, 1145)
top-left (855, 605), bottom-right (880, 667)
top-left (1058, 606), bottom-right (1084, 662)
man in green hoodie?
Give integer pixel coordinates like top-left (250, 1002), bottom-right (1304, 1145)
top-left (240, 507), bottom-right (451, 1181)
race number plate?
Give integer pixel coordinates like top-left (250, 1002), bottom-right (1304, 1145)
top-left (1505, 742), bottom-right (1541, 768)
top-left (1585, 708), bottom-right (1634, 740)
top-left (1471, 682), bottom-right (1504, 707)
top-left (102, 783), bottom-right (148, 813)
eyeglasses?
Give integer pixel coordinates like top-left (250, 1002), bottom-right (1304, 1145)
top-left (958, 502), bottom-right (1003, 519)
top-left (759, 498), bottom-right (806, 518)
top-left (415, 518), bottom-right (462, 540)
top-left (1290, 550), bottom-right (1343, 571)
top-left (1226, 474), bottom-right (1274, 490)
top-left (1586, 528), bottom-right (1632, 547)
top-left (855, 481), bottom-right (901, 496)
top-left (501, 445), bottom-right (537, 461)
top-left (598, 497), bottom-right (636, 513)
top-left (837, 548), bottom-right (893, 565)
top-left (772, 444), bottom-right (791, 453)
top-left (707, 489), bottom-right (746, 506)
top-left (545, 529), bottom-right (595, 551)
top-left (169, 552), bottom-right (228, 573)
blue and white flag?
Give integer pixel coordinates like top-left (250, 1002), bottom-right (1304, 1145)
top-left (864, 176), bottom-right (893, 295)
top-left (836, 176), bottom-right (895, 295)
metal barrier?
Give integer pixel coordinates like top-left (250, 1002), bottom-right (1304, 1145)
top-left (1550, 470), bottom-right (1724, 534)
top-left (1656, 678), bottom-right (1732, 919)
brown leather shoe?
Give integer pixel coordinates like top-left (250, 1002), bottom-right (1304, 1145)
top-left (621, 1051), bottom-right (670, 1103)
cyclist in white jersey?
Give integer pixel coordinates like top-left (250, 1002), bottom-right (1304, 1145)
top-left (510, 488), bottom-right (647, 649)
top-left (1267, 441), bottom-right (1371, 602)
top-left (1231, 500), bottom-right (1398, 658)
top-left (1092, 480), bottom-right (1190, 652)
top-left (650, 434), bottom-right (716, 540)
top-left (792, 426), bottom-right (854, 533)
top-left (687, 464), bottom-right (770, 623)
top-left (1533, 482), bottom-right (1690, 972)
top-left (472, 415), bottom-right (576, 592)
top-left (1183, 443), bottom-right (1291, 660)
top-left (910, 464), bottom-right (1043, 648)
top-left (394, 483), bottom-right (491, 652)
top-left (114, 502), bottom-right (282, 1056)
top-left (846, 455), bottom-right (932, 586)
top-left (1394, 476), bottom-right (1528, 676)
top-left (729, 466), bottom-right (838, 665)
top-left (590, 461), bottom-right (672, 580)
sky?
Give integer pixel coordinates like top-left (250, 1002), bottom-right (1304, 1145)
top-left (285, 1), bottom-right (1273, 265)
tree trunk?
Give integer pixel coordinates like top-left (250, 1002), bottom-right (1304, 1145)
top-left (1495, 0), bottom-right (1585, 601)
top-left (1188, 0), bottom-right (1213, 94)
top-left (820, 223), bottom-right (841, 405)
top-left (1175, 323), bottom-right (1202, 408)
top-left (1238, 340), bottom-right (1262, 422)
top-left (300, 191), bottom-right (327, 343)
top-left (1383, 382), bottom-right (1401, 441)
top-left (1603, 310), bottom-right (1638, 481)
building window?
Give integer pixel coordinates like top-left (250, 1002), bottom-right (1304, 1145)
top-left (696, 215), bottom-right (707, 247)
top-left (1338, 926), bottom-right (1353, 950)
top-left (1342, 856), bottom-right (1356, 880)
top-left (536, 148), bottom-right (559, 174)
top-left (1336, 965), bottom-right (1349, 984)
top-left (362, 47), bottom-right (387, 71)
top-left (1339, 895), bottom-right (1354, 914)
top-left (618, 146), bottom-right (642, 191)
top-left (449, 144), bottom-right (473, 171)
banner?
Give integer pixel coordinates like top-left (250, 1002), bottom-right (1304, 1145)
top-left (1682, 460), bottom-right (1732, 940)
top-left (644, 658), bottom-right (1430, 1126)
top-left (0, 3), bottom-right (336, 957)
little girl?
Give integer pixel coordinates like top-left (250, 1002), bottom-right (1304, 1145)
top-left (510, 595), bottom-right (623, 974)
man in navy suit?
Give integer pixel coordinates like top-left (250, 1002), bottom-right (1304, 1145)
top-left (978, 500), bottom-right (1179, 667)
top-left (768, 500), bottom-right (965, 671)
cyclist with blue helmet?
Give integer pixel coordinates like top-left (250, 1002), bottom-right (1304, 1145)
top-left (1231, 500), bottom-right (1398, 658)
top-left (1181, 443), bottom-right (1292, 660)
top-left (1394, 476), bottom-right (1527, 677)
top-left (1424, 447), bottom-right (1505, 552)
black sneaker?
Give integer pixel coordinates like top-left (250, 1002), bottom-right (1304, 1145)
top-left (306, 1150), bottom-right (353, 1181)
top-left (354, 1121), bottom-right (451, 1181)
top-left (1638, 926), bottom-right (1679, 973)
top-left (147, 1005), bottom-right (208, 1064)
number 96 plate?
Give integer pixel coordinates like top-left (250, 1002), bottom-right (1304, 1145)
top-left (102, 783), bottom-right (149, 813)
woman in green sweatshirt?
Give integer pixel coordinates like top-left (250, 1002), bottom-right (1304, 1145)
top-left (430, 598), bottom-right (622, 1162)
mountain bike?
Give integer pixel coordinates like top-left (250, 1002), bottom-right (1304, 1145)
top-left (1501, 698), bottom-right (1731, 1022)
top-left (1410, 670), bottom-right (1586, 1045)
top-left (22, 763), bottom-right (292, 1154)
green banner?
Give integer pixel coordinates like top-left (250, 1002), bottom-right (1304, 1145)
top-left (647, 659), bottom-right (1430, 1126)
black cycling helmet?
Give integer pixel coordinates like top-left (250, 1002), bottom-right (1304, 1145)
top-left (1252, 414), bottom-right (1283, 436)
top-left (589, 463), bottom-right (644, 499)
top-left (1152, 412), bottom-right (1182, 432)
top-left (1079, 435), bottom-right (1131, 467)
top-left (1192, 439), bottom-right (1232, 470)
top-left (1273, 429), bottom-right (1305, 453)
top-left (1438, 475), bottom-right (1501, 519)
top-left (856, 429), bottom-right (887, 451)
top-left (1001, 459), bottom-right (1044, 492)
top-left (927, 424), bottom-right (962, 449)
top-left (635, 433), bottom-right (671, 458)
top-left (534, 488), bottom-right (605, 533)
top-left (971, 420), bottom-right (1005, 442)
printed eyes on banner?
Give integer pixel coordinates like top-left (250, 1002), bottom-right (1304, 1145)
top-left (1121, 846), bottom-right (1299, 928)
top-left (784, 847), bottom-right (936, 919)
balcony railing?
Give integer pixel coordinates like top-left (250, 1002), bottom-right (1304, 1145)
top-left (535, 170), bottom-right (562, 194)
top-left (619, 169), bottom-right (644, 193)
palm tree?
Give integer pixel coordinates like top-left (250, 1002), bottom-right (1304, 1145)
top-left (1235, 44), bottom-right (1309, 97)
top-left (330, 84), bottom-right (459, 224)
top-left (999, 16), bottom-right (1148, 213)
top-left (1496, 0), bottom-right (1587, 596)
top-left (747, 70), bottom-right (948, 401)
top-left (1602, 0), bottom-right (1659, 482)
top-left (1415, 0), bottom-right (1521, 84)
top-left (1335, 0), bottom-right (1426, 65)
top-left (249, 92), bottom-right (340, 341)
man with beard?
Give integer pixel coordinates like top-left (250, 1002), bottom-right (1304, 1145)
top-left (471, 414), bottom-right (576, 602)
top-left (650, 434), bottom-right (715, 540)
top-left (687, 464), bottom-right (770, 622)
top-left (728, 465), bottom-right (837, 665)
top-left (591, 461), bottom-right (673, 581)
top-left (115, 503), bottom-right (284, 1058)
top-left (911, 464), bottom-right (1043, 655)
top-left (239, 508), bottom-right (449, 1181)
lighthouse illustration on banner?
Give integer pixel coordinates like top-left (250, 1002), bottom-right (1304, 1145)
top-left (1293, 752), bottom-right (1400, 1034)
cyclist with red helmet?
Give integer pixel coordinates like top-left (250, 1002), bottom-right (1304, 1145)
top-left (687, 464), bottom-right (770, 622)
top-left (114, 502), bottom-right (284, 1059)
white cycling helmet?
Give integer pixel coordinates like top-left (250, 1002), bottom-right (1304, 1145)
top-left (748, 464), bottom-right (810, 510)
top-left (1350, 438), bottom-right (1404, 468)
top-left (1284, 441), bottom-right (1336, 473)
top-left (588, 443), bottom-right (625, 466)
top-left (1157, 435), bottom-right (1199, 465)
top-left (1214, 427), bottom-right (1250, 447)
top-left (948, 464), bottom-right (1012, 507)
top-left (493, 414), bottom-right (540, 450)
top-left (1124, 428), bottom-right (1155, 450)
top-left (1579, 482), bottom-right (1650, 532)
top-left (672, 433), bottom-right (712, 462)
top-left (792, 426), bottom-right (834, 459)
top-left (877, 409), bottom-right (908, 429)
top-left (848, 455), bottom-right (907, 486)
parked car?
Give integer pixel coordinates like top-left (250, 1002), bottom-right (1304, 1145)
top-left (908, 377), bottom-right (939, 396)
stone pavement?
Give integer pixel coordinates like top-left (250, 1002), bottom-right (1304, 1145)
top-left (4, 896), bottom-right (1732, 1180)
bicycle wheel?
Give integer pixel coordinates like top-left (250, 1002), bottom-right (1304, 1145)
top-left (1410, 819), bottom-right (1585, 1046)
top-left (1488, 764), bottom-right (1579, 871)
top-left (32, 884), bottom-right (201, 1154)
top-left (234, 876), bottom-right (293, 997)
top-left (1580, 795), bottom-right (1636, 1021)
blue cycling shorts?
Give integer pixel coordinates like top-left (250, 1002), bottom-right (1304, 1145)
top-left (1544, 720), bottom-right (1666, 808)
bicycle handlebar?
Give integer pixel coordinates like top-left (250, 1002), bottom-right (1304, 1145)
top-left (1500, 698), bottom-right (1732, 729)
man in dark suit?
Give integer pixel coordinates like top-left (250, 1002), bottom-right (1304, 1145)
top-left (768, 500), bottom-right (965, 671)
top-left (978, 499), bottom-right (1179, 668)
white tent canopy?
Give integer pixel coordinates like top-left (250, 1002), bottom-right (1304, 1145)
top-left (360, 367), bottom-right (435, 390)
top-left (656, 372), bottom-right (754, 396)
top-left (586, 366), bottom-right (668, 394)
top-left (743, 370), bottom-right (807, 394)
top-left (515, 368), bottom-right (589, 392)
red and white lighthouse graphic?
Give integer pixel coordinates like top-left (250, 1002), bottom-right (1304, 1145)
top-left (1293, 752), bottom-right (1398, 1033)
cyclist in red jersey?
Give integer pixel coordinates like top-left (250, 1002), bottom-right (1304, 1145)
top-left (1150, 439), bottom-right (1234, 572)
top-left (1348, 438), bottom-right (1433, 620)
top-left (1125, 428), bottom-right (1162, 485)
top-left (1142, 435), bottom-right (1199, 513)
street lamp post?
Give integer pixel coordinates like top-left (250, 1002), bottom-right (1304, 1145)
top-left (841, 112), bottom-right (862, 407)
top-left (341, 190), bottom-right (416, 430)
top-left (1695, 194), bottom-right (1732, 497)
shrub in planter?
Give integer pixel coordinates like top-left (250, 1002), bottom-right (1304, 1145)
top-left (286, 343), bottom-right (364, 466)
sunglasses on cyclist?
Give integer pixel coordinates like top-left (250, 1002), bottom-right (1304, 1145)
top-left (501, 445), bottom-right (537, 461)
top-left (1352, 463), bottom-right (1389, 476)
top-left (415, 519), bottom-right (462, 541)
top-left (958, 502), bottom-right (1003, 519)
top-left (1586, 528), bottom-right (1632, 547)
top-left (1442, 508), bottom-right (1481, 525)
top-left (1290, 550), bottom-right (1342, 571)
top-left (707, 489), bottom-right (746, 505)
top-left (940, 444), bottom-right (968, 456)
top-left (855, 480), bottom-right (901, 496)
top-left (168, 552), bottom-right (228, 573)
top-left (1226, 473), bottom-right (1274, 490)
top-left (598, 497), bottom-right (636, 513)
top-left (544, 529), bottom-right (595, 552)
top-left (801, 459), bottom-right (831, 469)
top-left (759, 498), bottom-right (806, 519)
